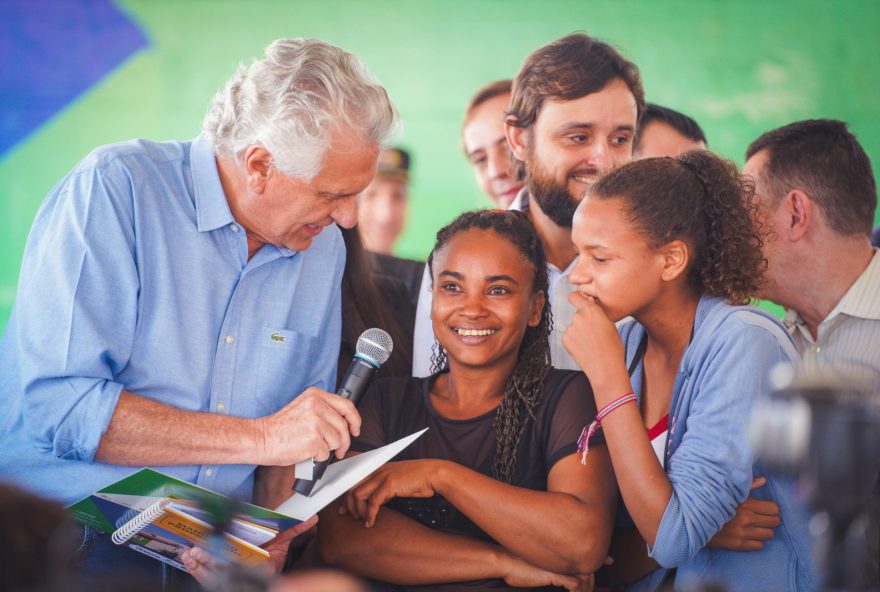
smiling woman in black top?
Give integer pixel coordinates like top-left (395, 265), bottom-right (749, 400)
top-left (318, 210), bottom-right (615, 591)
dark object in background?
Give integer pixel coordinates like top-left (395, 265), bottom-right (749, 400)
top-left (371, 251), bottom-right (424, 314)
top-left (0, 482), bottom-right (81, 592)
top-left (338, 227), bottom-right (421, 386)
top-left (751, 365), bottom-right (880, 592)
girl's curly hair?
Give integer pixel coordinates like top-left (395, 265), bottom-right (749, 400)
top-left (426, 210), bottom-right (552, 483)
top-left (590, 151), bottom-right (767, 304)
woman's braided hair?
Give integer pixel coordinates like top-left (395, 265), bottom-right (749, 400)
top-left (427, 210), bottom-right (552, 483)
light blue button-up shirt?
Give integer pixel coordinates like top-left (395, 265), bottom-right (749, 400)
top-left (0, 136), bottom-right (343, 505)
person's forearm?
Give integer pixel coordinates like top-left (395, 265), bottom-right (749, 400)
top-left (432, 461), bottom-right (609, 573)
top-left (94, 390), bottom-right (264, 466)
top-left (598, 402), bottom-right (672, 546)
top-left (318, 500), bottom-right (508, 585)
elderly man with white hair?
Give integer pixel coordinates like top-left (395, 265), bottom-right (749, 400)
top-left (0, 38), bottom-right (398, 586)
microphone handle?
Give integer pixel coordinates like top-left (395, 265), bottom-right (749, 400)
top-left (292, 357), bottom-right (377, 496)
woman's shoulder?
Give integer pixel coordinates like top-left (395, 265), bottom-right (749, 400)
top-left (534, 369), bottom-right (597, 457)
top-left (542, 368), bottom-right (587, 391)
top-left (539, 369), bottom-right (592, 412)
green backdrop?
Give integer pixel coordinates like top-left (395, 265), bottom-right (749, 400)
top-left (2, 0), bottom-right (879, 331)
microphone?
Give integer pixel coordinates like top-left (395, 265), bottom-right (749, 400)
top-left (293, 328), bottom-right (393, 496)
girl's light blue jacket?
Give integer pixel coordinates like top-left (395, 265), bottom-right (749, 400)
top-left (622, 296), bottom-right (818, 592)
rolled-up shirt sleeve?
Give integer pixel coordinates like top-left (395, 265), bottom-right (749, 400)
top-left (648, 317), bottom-right (792, 567)
top-left (14, 161), bottom-right (138, 462)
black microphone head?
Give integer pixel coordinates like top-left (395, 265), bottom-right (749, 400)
top-left (356, 328), bottom-right (393, 366)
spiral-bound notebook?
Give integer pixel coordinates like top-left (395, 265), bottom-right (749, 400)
top-left (68, 468), bottom-right (292, 570)
top-left (67, 429), bottom-right (426, 571)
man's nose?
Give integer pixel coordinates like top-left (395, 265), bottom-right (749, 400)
top-left (581, 140), bottom-right (612, 172)
top-left (333, 196), bottom-right (359, 229)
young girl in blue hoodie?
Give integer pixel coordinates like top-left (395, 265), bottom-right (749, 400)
top-left (564, 150), bottom-right (817, 592)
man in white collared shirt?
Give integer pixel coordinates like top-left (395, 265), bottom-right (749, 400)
top-left (744, 118), bottom-right (879, 586)
top-left (744, 119), bottom-right (879, 387)
top-left (412, 33), bottom-right (645, 376)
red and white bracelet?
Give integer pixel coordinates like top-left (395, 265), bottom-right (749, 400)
top-left (576, 392), bottom-right (638, 464)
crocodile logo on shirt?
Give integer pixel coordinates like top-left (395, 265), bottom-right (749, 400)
top-left (269, 332), bottom-right (287, 343)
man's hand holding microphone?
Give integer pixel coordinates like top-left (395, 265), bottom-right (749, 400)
top-left (252, 387), bottom-right (362, 466)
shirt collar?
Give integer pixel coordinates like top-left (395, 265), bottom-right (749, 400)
top-left (781, 307), bottom-right (813, 344)
top-left (782, 307), bottom-right (804, 332)
top-left (557, 256), bottom-right (579, 276)
top-left (509, 187), bottom-right (529, 212)
top-left (191, 135), bottom-right (235, 233)
top-left (823, 248), bottom-right (880, 322)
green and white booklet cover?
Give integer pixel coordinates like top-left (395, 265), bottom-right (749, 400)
top-left (68, 429), bottom-right (426, 570)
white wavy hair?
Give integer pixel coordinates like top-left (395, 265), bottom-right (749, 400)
top-left (202, 38), bottom-right (399, 180)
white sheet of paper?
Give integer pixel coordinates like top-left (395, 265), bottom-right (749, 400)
top-left (274, 428), bottom-right (427, 521)
top-left (294, 458), bottom-right (314, 480)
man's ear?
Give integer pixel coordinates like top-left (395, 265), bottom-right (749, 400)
top-left (243, 145), bottom-right (273, 194)
top-left (505, 116), bottom-right (529, 163)
top-left (785, 189), bottom-right (814, 241)
top-left (659, 239), bottom-right (689, 283)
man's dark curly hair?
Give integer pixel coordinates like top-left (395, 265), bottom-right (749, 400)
top-left (426, 210), bottom-right (552, 483)
top-left (590, 151), bottom-right (767, 304)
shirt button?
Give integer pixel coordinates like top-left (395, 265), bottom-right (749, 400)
top-left (225, 335), bottom-right (234, 344)
top-left (217, 403), bottom-right (225, 412)
top-left (230, 224), bottom-right (240, 232)
top-left (205, 468), bottom-right (213, 477)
